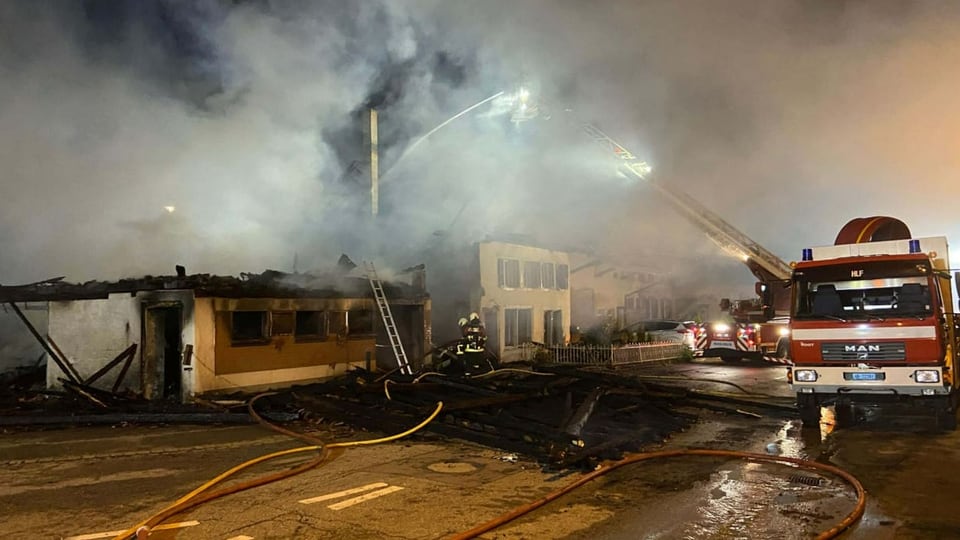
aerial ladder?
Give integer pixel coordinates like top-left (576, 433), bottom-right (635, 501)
top-left (509, 89), bottom-right (793, 313)
top-left (578, 123), bottom-right (793, 316)
top-left (577, 121), bottom-right (798, 360)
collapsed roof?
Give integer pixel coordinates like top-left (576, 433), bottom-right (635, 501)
top-left (0, 267), bottom-right (427, 303)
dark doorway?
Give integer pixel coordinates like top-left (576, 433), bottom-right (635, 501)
top-left (544, 310), bottom-right (564, 346)
top-left (482, 308), bottom-right (499, 357)
top-left (143, 305), bottom-right (183, 401)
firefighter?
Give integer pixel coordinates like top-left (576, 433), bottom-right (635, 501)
top-left (455, 312), bottom-right (491, 375)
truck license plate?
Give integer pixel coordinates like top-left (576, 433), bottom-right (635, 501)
top-left (711, 341), bottom-right (735, 349)
top-left (844, 372), bottom-right (885, 381)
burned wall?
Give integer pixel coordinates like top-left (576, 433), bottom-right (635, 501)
top-left (194, 296), bottom-right (403, 395)
top-left (46, 290), bottom-right (195, 398)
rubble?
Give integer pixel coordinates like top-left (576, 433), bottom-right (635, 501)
top-left (0, 343), bottom-right (792, 468)
top-left (244, 364), bottom-right (794, 468)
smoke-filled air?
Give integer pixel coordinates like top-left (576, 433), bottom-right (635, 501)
top-left (3, 0), bottom-right (960, 291)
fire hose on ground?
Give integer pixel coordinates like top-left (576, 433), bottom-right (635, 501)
top-left (449, 448), bottom-right (866, 540)
top-left (113, 381), bottom-right (863, 539)
top-left (110, 394), bottom-right (443, 540)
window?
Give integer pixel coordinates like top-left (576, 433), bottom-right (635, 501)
top-left (542, 262), bottom-right (555, 289)
top-left (295, 311), bottom-right (327, 339)
top-left (544, 310), bottom-right (564, 346)
top-left (523, 261), bottom-right (541, 289)
top-left (329, 311), bottom-right (347, 336)
top-left (231, 311), bottom-right (267, 344)
top-left (349, 309), bottom-right (375, 336)
top-left (557, 264), bottom-right (569, 290)
top-left (504, 308), bottom-right (533, 346)
top-left (271, 311), bottom-right (294, 336)
top-left (498, 258), bottom-right (521, 288)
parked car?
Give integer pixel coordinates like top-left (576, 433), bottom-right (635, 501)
top-left (638, 320), bottom-right (697, 350)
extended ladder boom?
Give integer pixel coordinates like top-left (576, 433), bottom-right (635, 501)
top-left (580, 124), bottom-right (793, 282)
top-left (364, 262), bottom-right (412, 375)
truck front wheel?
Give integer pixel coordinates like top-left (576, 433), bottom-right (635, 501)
top-left (936, 395), bottom-right (958, 431)
top-left (797, 393), bottom-right (820, 426)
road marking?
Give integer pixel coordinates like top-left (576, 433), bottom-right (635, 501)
top-left (65, 521), bottom-right (199, 540)
top-left (298, 482), bottom-right (388, 505)
top-left (226, 536), bottom-right (254, 540)
top-left (326, 485), bottom-right (405, 510)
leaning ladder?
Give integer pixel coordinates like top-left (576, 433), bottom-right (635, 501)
top-left (364, 261), bottom-right (412, 375)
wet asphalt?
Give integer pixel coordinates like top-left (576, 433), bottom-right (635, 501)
top-left (2, 358), bottom-right (959, 539)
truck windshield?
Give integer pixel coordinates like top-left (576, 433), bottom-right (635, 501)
top-left (793, 260), bottom-right (935, 320)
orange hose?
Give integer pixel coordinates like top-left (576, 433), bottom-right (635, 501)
top-left (449, 449), bottom-right (866, 540)
top-left (111, 395), bottom-right (442, 540)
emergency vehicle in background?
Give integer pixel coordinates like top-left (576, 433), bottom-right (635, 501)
top-left (788, 216), bottom-right (960, 429)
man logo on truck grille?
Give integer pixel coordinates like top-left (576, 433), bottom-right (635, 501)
top-left (823, 342), bottom-right (905, 361)
top-left (845, 345), bottom-right (881, 353)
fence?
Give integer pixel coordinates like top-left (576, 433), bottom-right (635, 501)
top-left (537, 342), bottom-right (689, 368)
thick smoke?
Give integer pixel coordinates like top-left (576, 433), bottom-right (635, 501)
top-left (2, 0), bottom-right (960, 295)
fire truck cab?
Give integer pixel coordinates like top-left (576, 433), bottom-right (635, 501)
top-left (788, 229), bottom-right (960, 429)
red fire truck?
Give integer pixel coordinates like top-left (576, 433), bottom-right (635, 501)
top-left (695, 297), bottom-right (791, 363)
top-left (788, 217), bottom-right (960, 429)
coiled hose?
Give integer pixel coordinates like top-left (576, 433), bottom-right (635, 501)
top-left (450, 448), bottom-right (866, 540)
top-left (111, 395), bottom-right (443, 540)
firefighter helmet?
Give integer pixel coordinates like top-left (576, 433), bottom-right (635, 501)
top-left (458, 317), bottom-right (468, 328)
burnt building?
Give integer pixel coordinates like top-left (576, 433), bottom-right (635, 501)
top-left (0, 269), bottom-right (429, 401)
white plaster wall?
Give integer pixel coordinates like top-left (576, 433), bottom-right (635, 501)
top-left (47, 294), bottom-right (141, 390)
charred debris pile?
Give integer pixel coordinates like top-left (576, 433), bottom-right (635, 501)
top-left (0, 360), bottom-right (794, 466)
top-left (247, 365), bottom-right (793, 468)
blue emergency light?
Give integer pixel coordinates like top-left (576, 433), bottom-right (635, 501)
top-left (801, 248), bottom-right (813, 261)
top-left (909, 239), bottom-right (921, 253)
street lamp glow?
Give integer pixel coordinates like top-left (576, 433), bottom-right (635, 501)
top-left (164, 206), bottom-right (176, 213)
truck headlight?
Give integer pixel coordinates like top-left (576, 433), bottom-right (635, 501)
top-left (778, 327), bottom-right (790, 337)
top-left (914, 370), bottom-right (940, 383)
top-left (794, 369), bottom-right (818, 382)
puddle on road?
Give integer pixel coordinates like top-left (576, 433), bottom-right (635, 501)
top-left (427, 461), bottom-right (477, 474)
top-left (767, 408), bottom-right (918, 539)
